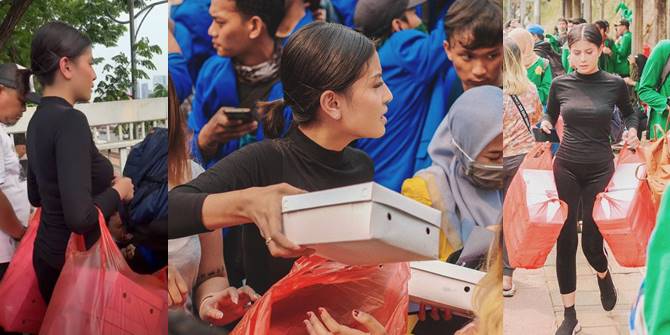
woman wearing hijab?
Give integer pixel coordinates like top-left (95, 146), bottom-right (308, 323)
top-left (508, 28), bottom-right (553, 106)
top-left (414, 85), bottom-right (503, 266)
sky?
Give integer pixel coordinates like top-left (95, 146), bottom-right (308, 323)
top-left (91, 2), bottom-right (168, 98)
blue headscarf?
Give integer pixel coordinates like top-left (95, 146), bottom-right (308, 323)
top-left (418, 85), bottom-right (503, 244)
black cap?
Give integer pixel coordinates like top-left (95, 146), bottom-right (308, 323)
top-left (354, 0), bottom-right (427, 39)
top-left (0, 64), bottom-right (40, 104)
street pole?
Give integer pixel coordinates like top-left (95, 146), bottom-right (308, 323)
top-left (128, 0), bottom-right (137, 99)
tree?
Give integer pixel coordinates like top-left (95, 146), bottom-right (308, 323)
top-left (0, 0), bottom-right (163, 103)
top-left (0, 0), bottom-right (33, 52)
top-left (0, 0), bottom-right (130, 65)
top-left (150, 83), bottom-right (167, 98)
top-left (94, 37), bottom-right (162, 102)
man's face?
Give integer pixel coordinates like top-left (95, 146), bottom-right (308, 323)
top-left (444, 32), bottom-right (502, 91)
top-left (615, 25), bottom-right (627, 36)
top-left (0, 86), bottom-right (26, 126)
top-left (208, 0), bottom-right (254, 57)
top-left (558, 20), bottom-right (567, 32)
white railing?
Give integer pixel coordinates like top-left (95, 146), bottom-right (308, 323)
top-left (6, 98), bottom-right (168, 171)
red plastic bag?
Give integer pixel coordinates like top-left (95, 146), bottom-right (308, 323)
top-left (39, 209), bottom-right (168, 335)
top-left (593, 146), bottom-right (658, 267)
top-left (0, 209), bottom-right (47, 333)
top-left (232, 255), bottom-right (409, 335)
top-left (504, 142), bottom-right (568, 269)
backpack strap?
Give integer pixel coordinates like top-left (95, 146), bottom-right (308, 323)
top-left (510, 95), bottom-right (533, 134)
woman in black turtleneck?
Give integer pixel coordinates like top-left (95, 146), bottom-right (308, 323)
top-left (26, 22), bottom-right (134, 303)
top-left (539, 24), bottom-right (640, 335)
top-left (168, 22), bottom-right (392, 297)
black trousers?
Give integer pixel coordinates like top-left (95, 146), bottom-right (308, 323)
top-left (553, 157), bottom-right (614, 294)
top-left (32, 250), bottom-right (62, 304)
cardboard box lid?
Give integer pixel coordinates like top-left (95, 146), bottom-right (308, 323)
top-left (282, 182), bottom-right (441, 226)
top-left (410, 261), bottom-right (485, 284)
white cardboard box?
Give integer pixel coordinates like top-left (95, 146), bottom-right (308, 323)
top-left (409, 261), bottom-right (485, 315)
top-left (282, 182), bottom-right (441, 265)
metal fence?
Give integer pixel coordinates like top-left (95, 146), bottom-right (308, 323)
top-left (6, 97), bottom-right (168, 171)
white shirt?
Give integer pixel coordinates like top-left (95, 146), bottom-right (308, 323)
top-left (168, 161), bottom-right (205, 311)
top-left (0, 125), bottom-right (29, 263)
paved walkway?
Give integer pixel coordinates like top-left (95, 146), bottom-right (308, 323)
top-left (504, 234), bottom-right (645, 334)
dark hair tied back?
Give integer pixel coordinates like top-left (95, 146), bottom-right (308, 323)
top-left (259, 22), bottom-right (375, 139)
top-left (31, 21), bottom-right (92, 86)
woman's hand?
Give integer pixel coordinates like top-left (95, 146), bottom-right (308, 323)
top-left (540, 120), bottom-right (554, 134)
top-left (304, 308), bottom-right (387, 335)
top-left (199, 286), bottom-right (260, 326)
top-left (623, 128), bottom-right (640, 149)
top-left (243, 183), bottom-right (313, 258)
top-left (112, 176), bottom-right (134, 202)
top-left (168, 265), bottom-right (189, 308)
top-left (623, 77), bottom-right (636, 87)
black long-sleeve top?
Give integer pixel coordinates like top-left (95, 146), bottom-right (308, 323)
top-left (168, 127), bottom-right (374, 293)
top-left (27, 96), bottom-right (120, 269)
top-left (544, 70), bottom-right (639, 163)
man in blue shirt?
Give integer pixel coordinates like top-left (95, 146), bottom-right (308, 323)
top-left (416, 0), bottom-right (503, 171)
top-left (354, 0), bottom-right (449, 191)
top-left (189, 0), bottom-right (291, 169)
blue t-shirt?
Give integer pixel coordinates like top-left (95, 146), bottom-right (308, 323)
top-left (355, 23), bottom-right (449, 191)
top-left (171, 0), bottom-right (216, 82)
top-left (168, 53), bottom-right (193, 103)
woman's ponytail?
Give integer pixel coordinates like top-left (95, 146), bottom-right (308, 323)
top-left (258, 99), bottom-right (287, 139)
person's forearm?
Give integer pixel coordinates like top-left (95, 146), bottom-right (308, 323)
top-left (0, 190), bottom-right (25, 239)
top-left (195, 277), bottom-right (230, 317)
top-left (197, 125), bottom-right (220, 158)
top-left (201, 189), bottom-right (254, 231)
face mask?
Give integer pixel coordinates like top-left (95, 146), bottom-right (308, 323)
top-left (453, 138), bottom-right (504, 190)
top-left (415, 22), bottom-right (428, 34)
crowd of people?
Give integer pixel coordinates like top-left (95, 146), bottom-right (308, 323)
top-left (503, 14), bottom-right (670, 335)
top-left (167, 0), bottom-right (504, 334)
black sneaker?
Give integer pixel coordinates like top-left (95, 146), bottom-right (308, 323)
top-left (597, 270), bottom-right (617, 311)
top-left (555, 319), bottom-right (581, 335)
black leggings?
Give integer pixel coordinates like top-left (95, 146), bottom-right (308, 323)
top-left (553, 157), bottom-right (614, 294)
top-left (32, 251), bottom-right (62, 304)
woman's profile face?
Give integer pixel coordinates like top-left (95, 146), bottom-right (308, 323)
top-left (569, 40), bottom-right (601, 75)
top-left (339, 52), bottom-right (393, 139)
top-left (71, 47), bottom-right (97, 103)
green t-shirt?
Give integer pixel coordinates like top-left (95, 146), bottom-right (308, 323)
top-left (527, 57), bottom-right (552, 106)
top-left (613, 31), bottom-right (632, 76)
top-left (562, 43), bottom-right (573, 74)
top-left (644, 186), bottom-right (670, 334)
top-left (599, 38), bottom-right (617, 73)
top-left (638, 40), bottom-right (670, 139)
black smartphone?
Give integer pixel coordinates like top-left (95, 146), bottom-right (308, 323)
top-left (532, 127), bottom-right (560, 143)
top-left (223, 107), bottom-right (255, 123)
